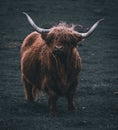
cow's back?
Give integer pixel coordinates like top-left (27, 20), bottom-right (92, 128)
top-left (21, 31), bottom-right (43, 55)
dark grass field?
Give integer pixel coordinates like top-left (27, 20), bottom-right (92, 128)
top-left (0, 0), bottom-right (118, 130)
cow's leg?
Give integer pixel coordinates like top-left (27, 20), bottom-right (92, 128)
top-left (22, 76), bottom-right (34, 102)
top-left (48, 91), bottom-right (58, 115)
top-left (32, 86), bottom-right (42, 101)
top-left (66, 79), bottom-right (78, 111)
top-left (66, 92), bottom-right (76, 111)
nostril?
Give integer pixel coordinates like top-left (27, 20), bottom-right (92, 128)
top-left (53, 45), bottom-right (64, 55)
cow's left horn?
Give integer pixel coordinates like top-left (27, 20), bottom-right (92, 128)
top-left (78, 19), bottom-right (104, 38)
top-left (23, 12), bottom-right (50, 33)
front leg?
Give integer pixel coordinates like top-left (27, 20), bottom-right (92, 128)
top-left (48, 91), bottom-right (58, 115)
top-left (66, 79), bottom-right (78, 111)
top-left (66, 92), bottom-right (76, 111)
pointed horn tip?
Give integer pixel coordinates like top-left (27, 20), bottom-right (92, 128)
top-left (22, 12), bottom-right (28, 16)
top-left (97, 18), bottom-right (104, 23)
top-left (22, 12), bottom-right (27, 14)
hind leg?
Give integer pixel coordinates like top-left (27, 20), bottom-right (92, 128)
top-left (32, 86), bottom-right (42, 101)
top-left (22, 76), bottom-right (34, 102)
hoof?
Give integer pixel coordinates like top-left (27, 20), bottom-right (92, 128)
top-left (68, 105), bottom-right (76, 111)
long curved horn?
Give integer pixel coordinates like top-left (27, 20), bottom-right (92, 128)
top-left (23, 12), bottom-right (50, 33)
top-left (78, 19), bottom-right (104, 38)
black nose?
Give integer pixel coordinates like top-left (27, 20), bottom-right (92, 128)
top-left (53, 45), bottom-right (64, 55)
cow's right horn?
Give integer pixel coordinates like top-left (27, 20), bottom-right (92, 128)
top-left (23, 12), bottom-right (50, 33)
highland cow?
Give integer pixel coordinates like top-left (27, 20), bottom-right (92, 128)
top-left (21, 12), bottom-right (103, 114)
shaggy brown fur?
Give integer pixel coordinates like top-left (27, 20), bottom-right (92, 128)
top-left (21, 24), bottom-right (82, 114)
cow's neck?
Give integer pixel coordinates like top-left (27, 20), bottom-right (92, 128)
top-left (52, 51), bottom-right (73, 71)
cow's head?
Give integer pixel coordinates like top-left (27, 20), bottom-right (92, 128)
top-left (44, 24), bottom-right (83, 56)
top-left (23, 12), bottom-right (103, 56)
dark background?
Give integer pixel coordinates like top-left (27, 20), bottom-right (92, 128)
top-left (0, 0), bottom-right (118, 130)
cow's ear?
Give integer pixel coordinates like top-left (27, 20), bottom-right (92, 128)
top-left (41, 33), bottom-right (48, 42)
